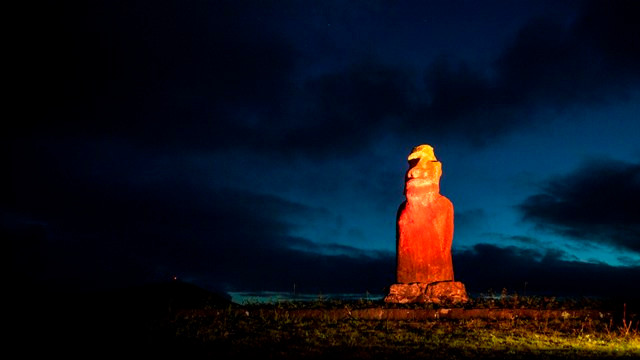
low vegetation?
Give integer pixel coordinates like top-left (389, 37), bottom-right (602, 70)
top-left (14, 283), bottom-right (637, 359)
top-left (155, 290), bottom-right (640, 359)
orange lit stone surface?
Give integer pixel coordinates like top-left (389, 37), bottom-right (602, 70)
top-left (385, 144), bottom-right (468, 304)
top-left (397, 144), bottom-right (453, 283)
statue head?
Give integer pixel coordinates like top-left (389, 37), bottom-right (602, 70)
top-left (406, 144), bottom-right (442, 184)
top-left (408, 145), bottom-right (436, 163)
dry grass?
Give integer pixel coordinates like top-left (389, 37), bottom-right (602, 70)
top-left (156, 294), bottom-right (640, 359)
top-left (10, 284), bottom-right (637, 359)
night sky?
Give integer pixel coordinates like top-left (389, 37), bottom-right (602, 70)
top-left (5, 0), bottom-right (640, 300)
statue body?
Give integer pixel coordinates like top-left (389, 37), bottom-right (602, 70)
top-left (385, 144), bottom-right (468, 304)
top-left (396, 144), bottom-right (454, 283)
top-left (396, 188), bottom-right (454, 283)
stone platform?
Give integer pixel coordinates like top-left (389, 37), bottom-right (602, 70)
top-left (384, 281), bottom-right (469, 304)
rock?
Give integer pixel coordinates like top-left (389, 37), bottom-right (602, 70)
top-left (425, 281), bottom-right (469, 304)
top-left (384, 281), bottom-right (469, 304)
top-left (385, 145), bottom-right (468, 304)
top-left (384, 283), bottom-right (428, 304)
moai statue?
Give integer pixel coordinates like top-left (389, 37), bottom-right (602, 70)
top-left (385, 145), bottom-right (469, 304)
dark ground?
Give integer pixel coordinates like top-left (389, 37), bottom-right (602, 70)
top-left (7, 281), bottom-right (639, 359)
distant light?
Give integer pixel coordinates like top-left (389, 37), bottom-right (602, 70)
top-left (172, 276), bottom-right (178, 281)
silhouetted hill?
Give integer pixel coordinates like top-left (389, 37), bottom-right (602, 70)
top-left (8, 280), bottom-right (234, 357)
top-left (103, 280), bottom-right (235, 311)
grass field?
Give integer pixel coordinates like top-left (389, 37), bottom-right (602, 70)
top-left (159, 290), bottom-right (640, 359)
top-left (10, 283), bottom-right (640, 359)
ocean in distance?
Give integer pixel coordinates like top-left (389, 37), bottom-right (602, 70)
top-left (228, 291), bottom-right (385, 305)
top-left (227, 290), bottom-right (553, 305)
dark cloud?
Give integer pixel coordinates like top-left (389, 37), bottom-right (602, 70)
top-left (4, 137), bottom-right (393, 294)
top-left (6, 0), bottom-right (640, 301)
top-left (455, 209), bottom-right (487, 229)
top-left (617, 255), bottom-right (640, 267)
top-left (10, 0), bottom-right (640, 158)
top-left (518, 159), bottom-right (640, 253)
top-left (482, 233), bottom-right (545, 246)
top-left (454, 243), bottom-right (640, 298)
top-left (278, 62), bottom-right (417, 156)
top-left (287, 237), bottom-right (393, 259)
top-left (6, 136), bottom-right (638, 299)
top-left (281, 0), bottom-right (640, 151)
top-left (496, 0), bottom-right (640, 107)
top-left (9, 0), bottom-right (296, 150)
top-left (410, 0), bottom-right (640, 145)
top-left (505, 235), bottom-right (541, 246)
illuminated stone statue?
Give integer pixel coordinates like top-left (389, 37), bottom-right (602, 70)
top-left (385, 144), bottom-right (468, 304)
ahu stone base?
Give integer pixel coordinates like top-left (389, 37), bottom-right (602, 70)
top-left (384, 281), bottom-right (469, 304)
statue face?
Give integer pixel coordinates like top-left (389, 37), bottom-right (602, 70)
top-left (407, 160), bottom-right (442, 183)
top-left (404, 144), bottom-right (442, 197)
